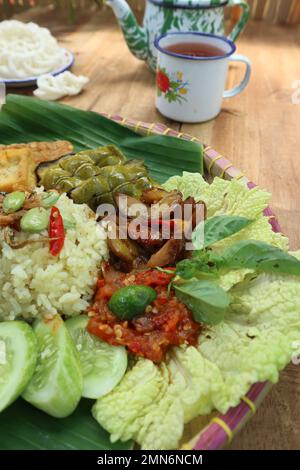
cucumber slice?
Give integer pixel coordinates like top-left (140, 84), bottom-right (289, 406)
top-left (0, 321), bottom-right (38, 413)
top-left (22, 315), bottom-right (83, 418)
top-left (66, 315), bottom-right (127, 399)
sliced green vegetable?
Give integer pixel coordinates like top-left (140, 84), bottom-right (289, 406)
top-left (62, 218), bottom-right (76, 230)
top-left (22, 315), bottom-right (83, 418)
top-left (109, 286), bottom-right (157, 320)
top-left (58, 209), bottom-right (76, 230)
top-left (193, 215), bottom-right (253, 250)
top-left (41, 190), bottom-right (60, 208)
top-left (0, 321), bottom-right (38, 413)
top-left (217, 240), bottom-right (300, 275)
top-left (3, 192), bottom-right (26, 214)
top-left (20, 207), bottom-right (49, 233)
top-left (174, 280), bottom-right (230, 325)
top-left (66, 315), bottom-right (127, 399)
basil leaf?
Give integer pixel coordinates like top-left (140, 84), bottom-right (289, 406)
top-left (174, 280), bottom-right (230, 325)
top-left (193, 216), bottom-right (253, 250)
top-left (218, 240), bottom-right (300, 276)
top-left (176, 252), bottom-right (213, 280)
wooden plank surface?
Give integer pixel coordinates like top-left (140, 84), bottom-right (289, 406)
top-left (12, 7), bottom-right (300, 450)
top-left (4, 0), bottom-right (300, 24)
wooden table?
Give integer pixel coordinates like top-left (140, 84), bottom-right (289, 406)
top-left (14, 6), bottom-right (300, 450)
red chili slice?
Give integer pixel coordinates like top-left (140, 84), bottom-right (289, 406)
top-left (49, 206), bottom-right (65, 256)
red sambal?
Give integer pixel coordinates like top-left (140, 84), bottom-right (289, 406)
top-left (88, 264), bottom-right (201, 363)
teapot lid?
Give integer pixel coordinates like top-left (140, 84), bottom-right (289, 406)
top-left (149, 0), bottom-right (228, 8)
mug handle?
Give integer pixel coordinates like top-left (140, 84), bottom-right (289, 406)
top-left (226, 0), bottom-right (250, 42)
top-left (223, 54), bottom-right (252, 99)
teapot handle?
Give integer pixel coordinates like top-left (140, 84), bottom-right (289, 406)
top-left (226, 0), bottom-right (250, 42)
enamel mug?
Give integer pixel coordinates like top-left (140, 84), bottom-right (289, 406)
top-left (155, 32), bottom-right (251, 123)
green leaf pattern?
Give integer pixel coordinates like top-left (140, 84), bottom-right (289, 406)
top-left (119, 12), bottom-right (149, 60)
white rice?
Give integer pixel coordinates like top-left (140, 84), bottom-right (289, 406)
top-left (0, 193), bottom-right (108, 320)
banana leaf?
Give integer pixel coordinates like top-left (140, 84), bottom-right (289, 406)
top-left (0, 95), bottom-right (204, 182)
top-left (0, 94), bottom-right (203, 450)
top-left (0, 399), bottom-right (132, 450)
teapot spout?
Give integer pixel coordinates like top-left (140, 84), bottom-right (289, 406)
top-left (105, 0), bottom-right (148, 60)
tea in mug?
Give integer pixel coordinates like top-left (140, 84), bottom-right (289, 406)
top-left (165, 42), bottom-right (225, 58)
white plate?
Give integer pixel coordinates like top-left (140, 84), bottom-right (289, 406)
top-left (1, 49), bottom-right (74, 88)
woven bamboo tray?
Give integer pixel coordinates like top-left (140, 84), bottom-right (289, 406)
top-left (100, 113), bottom-right (282, 450)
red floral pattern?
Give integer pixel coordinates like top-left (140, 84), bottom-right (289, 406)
top-left (156, 70), bottom-right (170, 93)
top-left (156, 68), bottom-right (188, 104)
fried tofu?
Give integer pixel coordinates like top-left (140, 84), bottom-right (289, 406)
top-left (0, 140), bottom-right (73, 192)
top-left (0, 140), bottom-right (73, 164)
top-left (0, 148), bottom-right (36, 192)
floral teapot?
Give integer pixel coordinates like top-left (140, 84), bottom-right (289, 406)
top-left (105, 0), bottom-right (250, 71)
